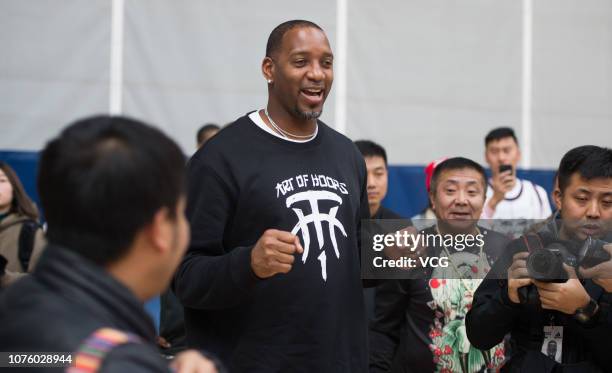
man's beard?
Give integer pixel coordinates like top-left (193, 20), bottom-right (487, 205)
top-left (294, 107), bottom-right (322, 121)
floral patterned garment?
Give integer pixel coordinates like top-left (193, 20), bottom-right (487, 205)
top-left (427, 251), bottom-right (505, 373)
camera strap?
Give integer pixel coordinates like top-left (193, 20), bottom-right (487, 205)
top-left (521, 233), bottom-right (544, 253)
top-left (519, 234), bottom-right (554, 354)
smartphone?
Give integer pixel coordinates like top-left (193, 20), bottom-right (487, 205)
top-left (499, 164), bottom-right (513, 175)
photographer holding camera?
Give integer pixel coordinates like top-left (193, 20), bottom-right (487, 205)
top-left (466, 145), bottom-right (612, 372)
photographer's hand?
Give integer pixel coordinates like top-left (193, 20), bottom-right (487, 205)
top-left (579, 244), bottom-right (612, 292)
top-left (507, 252), bottom-right (532, 304)
top-left (533, 265), bottom-right (590, 314)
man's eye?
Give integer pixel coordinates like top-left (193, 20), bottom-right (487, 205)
top-left (294, 60), bottom-right (306, 67)
top-left (322, 59), bottom-right (333, 67)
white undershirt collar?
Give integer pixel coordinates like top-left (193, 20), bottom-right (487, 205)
top-left (248, 110), bottom-right (318, 143)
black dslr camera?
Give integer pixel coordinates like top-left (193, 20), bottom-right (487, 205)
top-left (519, 237), bottom-right (610, 305)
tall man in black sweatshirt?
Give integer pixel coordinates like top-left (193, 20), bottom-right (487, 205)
top-left (173, 20), bottom-right (370, 372)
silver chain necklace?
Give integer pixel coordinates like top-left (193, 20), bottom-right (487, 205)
top-left (264, 108), bottom-right (317, 140)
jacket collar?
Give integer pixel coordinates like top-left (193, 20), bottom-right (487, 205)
top-left (0, 213), bottom-right (31, 230)
top-left (33, 244), bottom-right (157, 342)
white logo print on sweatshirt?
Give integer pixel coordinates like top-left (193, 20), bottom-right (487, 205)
top-left (275, 174), bottom-right (350, 281)
top-left (287, 190), bottom-right (347, 281)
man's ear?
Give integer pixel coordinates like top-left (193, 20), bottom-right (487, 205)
top-left (429, 191), bottom-right (436, 212)
top-left (262, 56), bottom-right (274, 83)
top-left (484, 147), bottom-right (491, 167)
top-left (553, 188), bottom-right (562, 211)
top-left (148, 207), bottom-right (172, 254)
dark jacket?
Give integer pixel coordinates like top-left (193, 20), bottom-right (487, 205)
top-left (0, 245), bottom-right (169, 372)
top-left (466, 221), bottom-right (612, 372)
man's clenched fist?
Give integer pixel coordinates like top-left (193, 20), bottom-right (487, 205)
top-left (251, 229), bottom-right (304, 279)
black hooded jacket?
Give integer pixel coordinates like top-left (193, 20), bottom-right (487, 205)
top-left (0, 245), bottom-right (169, 372)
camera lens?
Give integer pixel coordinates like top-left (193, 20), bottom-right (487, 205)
top-left (529, 251), bottom-right (552, 275)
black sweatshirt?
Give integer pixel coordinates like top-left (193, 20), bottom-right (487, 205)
top-left (173, 113), bottom-right (369, 372)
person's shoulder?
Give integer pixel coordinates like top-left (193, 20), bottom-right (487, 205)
top-left (319, 122), bottom-right (367, 173)
top-left (99, 339), bottom-right (169, 373)
top-left (520, 178), bottom-right (547, 195)
top-left (378, 206), bottom-right (404, 220)
top-left (0, 279), bottom-right (99, 350)
top-left (0, 213), bottom-right (29, 227)
top-left (533, 183), bottom-right (549, 199)
top-left (317, 120), bottom-right (356, 148)
top-left (479, 227), bottom-right (511, 257)
top-left (188, 113), bottom-right (254, 166)
top-left (480, 227), bottom-right (509, 243)
top-left (201, 114), bottom-right (252, 148)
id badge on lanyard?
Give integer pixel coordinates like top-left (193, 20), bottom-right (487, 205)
top-left (542, 323), bottom-right (563, 363)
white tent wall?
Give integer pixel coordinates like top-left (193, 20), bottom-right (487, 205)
top-left (0, 0), bottom-right (111, 150)
top-left (531, 0), bottom-right (612, 168)
top-left (121, 0), bottom-right (337, 153)
top-left (1, 0), bottom-right (611, 167)
top-left (345, 0), bottom-right (523, 166)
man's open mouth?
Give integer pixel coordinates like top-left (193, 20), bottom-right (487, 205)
top-left (301, 87), bottom-right (324, 97)
top-left (448, 212), bottom-right (472, 219)
top-left (300, 88), bottom-right (325, 105)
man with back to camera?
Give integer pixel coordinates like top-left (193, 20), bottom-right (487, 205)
top-left (369, 157), bottom-right (509, 373)
top-left (0, 116), bottom-right (217, 372)
top-left (466, 145), bottom-right (612, 372)
top-left (482, 127), bottom-right (552, 236)
top-left (173, 20), bottom-right (370, 372)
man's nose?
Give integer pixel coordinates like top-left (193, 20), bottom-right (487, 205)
top-left (366, 177), bottom-right (375, 189)
top-left (455, 190), bottom-right (469, 204)
top-left (586, 200), bottom-right (601, 219)
top-left (307, 62), bottom-right (325, 81)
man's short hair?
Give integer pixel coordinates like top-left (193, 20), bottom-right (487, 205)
top-left (485, 127), bottom-right (519, 146)
top-left (557, 145), bottom-right (612, 194)
top-left (429, 157), bottom-right (487, 195)
top-left (265, 20), bottom-right (323, 58)
top-left (354, 140), bottom-right (387, 165)
top-left (197, 123), bottom-right (220, 144)
top-left (38, 115), bottom-right (186, 265)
